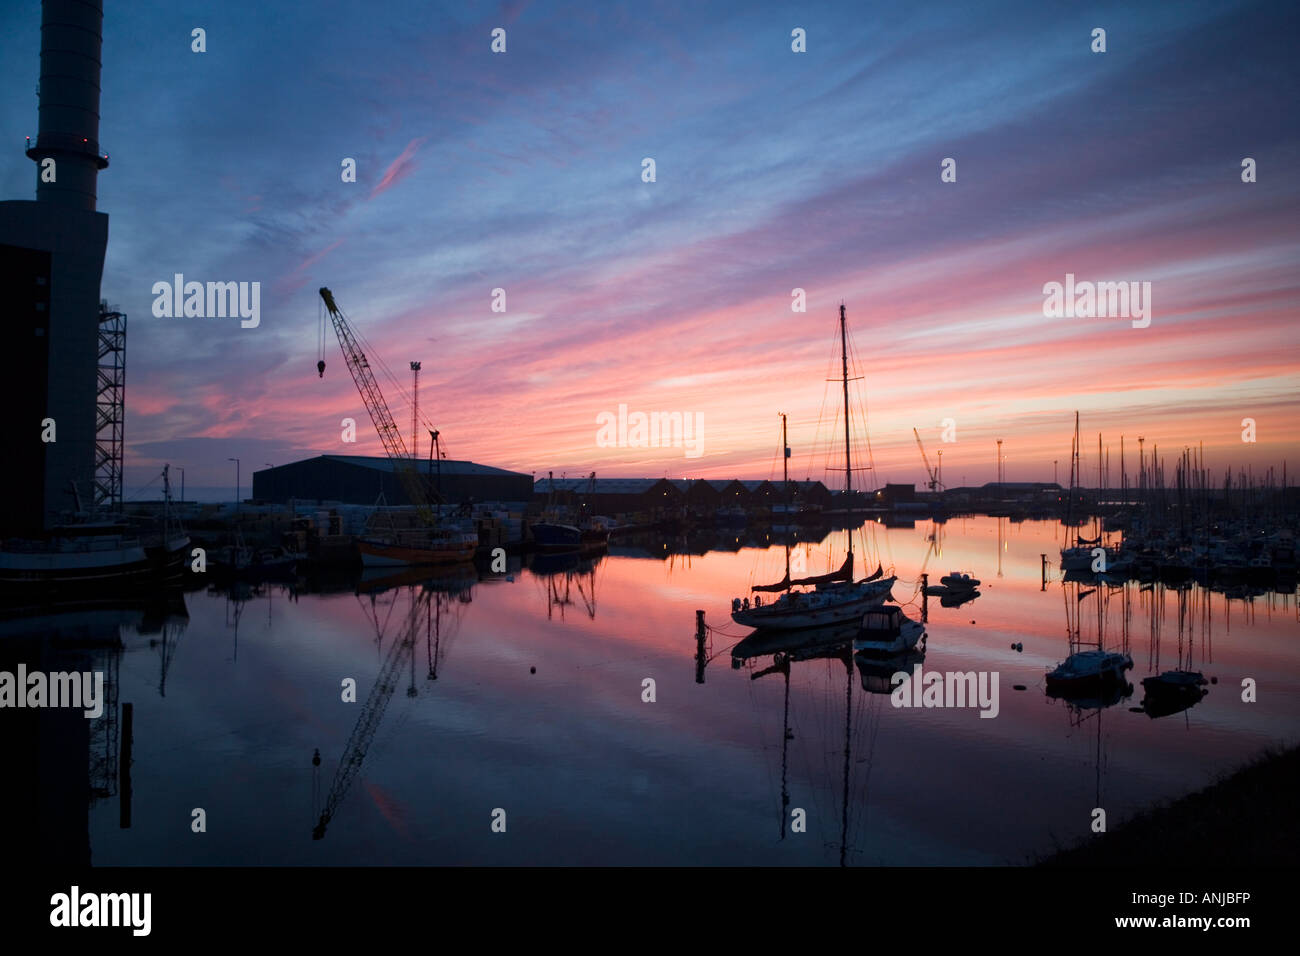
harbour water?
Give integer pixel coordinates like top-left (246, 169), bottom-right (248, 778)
top-left (15, 516), bottom-right (1298, 866)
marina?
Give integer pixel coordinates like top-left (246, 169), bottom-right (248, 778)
top-left (8, 515), bottom-right (1295, 866)
top-left (0, 0), bottom-right (1294, 904)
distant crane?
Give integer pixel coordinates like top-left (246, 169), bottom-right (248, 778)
top-left (410, 361), bottom-right (422, 460)
top-left (913, 428), bottom-right (944, 492)
top-left (317, 287), bottom-right (442, 522)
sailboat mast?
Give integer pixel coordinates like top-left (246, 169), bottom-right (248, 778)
top-left (782, 413), bottom-right (791, 583)
top-left (840, 304), bottom-right (852, 498)
top-left (782, 412), bottom-right (790, 498)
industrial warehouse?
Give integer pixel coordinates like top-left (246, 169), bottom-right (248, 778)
top-left (251, 455), bottom-right (533, 507)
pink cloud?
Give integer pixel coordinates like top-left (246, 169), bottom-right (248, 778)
top-left (369, 137), bottom-right (428, 200)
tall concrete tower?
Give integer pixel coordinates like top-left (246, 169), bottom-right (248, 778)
top-left (0, 0), bottom-right (111, 534)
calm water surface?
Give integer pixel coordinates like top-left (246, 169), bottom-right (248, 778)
top-left (20, 517), bottom-right (1298, 865)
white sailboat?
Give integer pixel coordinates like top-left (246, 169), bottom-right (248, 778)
top-left (730, 306), bottom-right (895, 631)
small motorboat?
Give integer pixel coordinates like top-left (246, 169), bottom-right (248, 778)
top-left (854, 604), bottom-right (925, 655)
top-left (1045, 649), bottom-right (1132, 694)
top-left (1139, 670), bottom-right (1208, 718)
top-left (940, 571), bottom-right (980, 591)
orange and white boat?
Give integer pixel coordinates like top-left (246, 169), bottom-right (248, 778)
top-left (358, 528), bottom-right (477, 567)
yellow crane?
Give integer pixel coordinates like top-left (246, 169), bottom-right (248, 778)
top-left (913, 427), bottom-right (943, 492)
top-left (317, 287), bottom-right (441, 523)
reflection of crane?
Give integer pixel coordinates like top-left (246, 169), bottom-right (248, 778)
top-left (313, 590), bottom-right (428, 840)
top-left (317, 287), bottom-right (441, 523)
top-left (913, 427), bottom-right (943, 491)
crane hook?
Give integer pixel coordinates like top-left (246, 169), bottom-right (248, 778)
top-left (317, 360), bottom-right (326, 378)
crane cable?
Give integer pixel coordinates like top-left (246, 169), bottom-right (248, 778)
top-left (318, 292), bottom-right (455, 462)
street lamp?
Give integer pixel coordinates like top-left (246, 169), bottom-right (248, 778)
top-left (228, 457), bottom-right (240, 511)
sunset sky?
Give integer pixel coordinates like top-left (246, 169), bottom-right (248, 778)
top-left (1, 0), bottom-right (1296, 497)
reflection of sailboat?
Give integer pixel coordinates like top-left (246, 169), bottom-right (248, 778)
top-left (733, 615), bottom-right (892, 866)
top-left (1047, 580), bottom-right (1128, 821)
top-left (736, 625), bottom-right (857, 859)
top-left (731, 309), bottom-right (895, 630)
top-left (856, 644), bottom-right (927, 696)
top-left (1047, 580), bottom-right (1133, 705)
top-left (1138, 582), bottom-right (1209, 719)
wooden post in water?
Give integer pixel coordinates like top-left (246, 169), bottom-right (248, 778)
top-left (119, 702), bottom-right (133, 829)
top-left (920, 573), bottom-right (928, 623)
top-left (694, 610), bottom-right (707, 684)
top-left (1041, 554), bottom-right (1048, 591)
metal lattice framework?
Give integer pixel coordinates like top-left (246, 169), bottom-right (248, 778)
top-left (87, 648), bottom-right (119, 803)
top-left (94, 302), bottom-right (126, 513)
top-left (319, 288), bottom-right (440, 522)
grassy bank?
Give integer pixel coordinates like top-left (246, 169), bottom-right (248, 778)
top-left (1039, 745), bottom-right (1300, 866)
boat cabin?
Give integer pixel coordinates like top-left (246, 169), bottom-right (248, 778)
top-left (862, 605), bottom-right (904, 633)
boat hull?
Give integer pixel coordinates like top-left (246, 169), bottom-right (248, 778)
top-left (0, 533), bottom-right (190, 598)
top-left (855, 618), bottom-right (925, 655)
top-left (731, 579), bottom-right (895, 630)
top-left (530, 522), bottom-right (609, 553)
top-left (1045, 651), bottom-right (1133, 696)
top-left (358, 536), bottom-right (476, 567)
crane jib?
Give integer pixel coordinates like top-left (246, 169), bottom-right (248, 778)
top-left (317, 286), bottom-right (443, 522)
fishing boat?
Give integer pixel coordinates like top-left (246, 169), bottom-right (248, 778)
top-left (209, 529), bottom-right (304, 580)
top-left (358, 527), bottom-right (478, 567)
top-left (730, 334), bottom-right (897, 631)
top-left (529, 520), bottom-right (610, 552)
top-left (0, 466), bottom-right (189, 597)
top-left (531, 471), bottom-right (611, 553)
top-left (0, 526), bottom-right (189, 593)
top-left (854, 604), bottom-right (925, 655)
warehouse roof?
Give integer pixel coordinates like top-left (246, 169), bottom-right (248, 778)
top-left (260, 455), bottom-right (529, 478)
top-left (534, 477), bottom-right (672, 495)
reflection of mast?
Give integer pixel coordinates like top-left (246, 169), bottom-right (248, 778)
top-left (839, 652), bottom-right (852, 868)
top-left (746, 632), bottom-right (859, 861)
top-left (545, 562), bottom-right (599, 620)
top-left (156, 615), bottom-right (184, 697)
top-left (751, 654), bottom-right (793, 839)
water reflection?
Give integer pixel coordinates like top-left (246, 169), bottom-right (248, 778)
top-left (312, 575), bottom-right (471, 840)
top-left (723, 619), bottom-right (930, 866)
top-left (528, 551), bottom-right (603, 620)
top-left (4, 517), bottom-right (1297, 865)
top-left (1, 590), bottom-right (190, 864)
